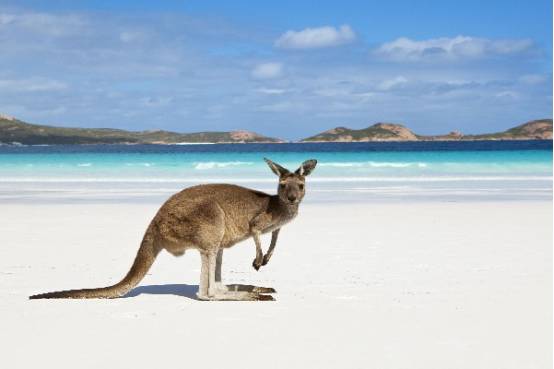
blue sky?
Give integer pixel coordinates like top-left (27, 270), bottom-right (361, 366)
top-left (0, 0), bottom-right (551, 140)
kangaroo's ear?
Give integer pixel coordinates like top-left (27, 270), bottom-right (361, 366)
top-left (295, 159), bottom-right (317, 176)
top-left (264, 158), bottom-right (290, 177)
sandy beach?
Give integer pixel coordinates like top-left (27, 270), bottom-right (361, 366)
top-left (1, 199), bottom-right (551, 369)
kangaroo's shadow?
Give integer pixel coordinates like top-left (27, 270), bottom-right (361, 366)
top-left (123, 284), bottom-right (273, 300)
top-left (124, 284), bottom-right (199, 300)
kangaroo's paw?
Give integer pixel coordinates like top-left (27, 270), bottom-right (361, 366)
top-left (252, 258), bottom-right (262, 271)
top-left (261, 254), bottom-right (271, 266)
top-left (251, 286), bottom-right (277, 294)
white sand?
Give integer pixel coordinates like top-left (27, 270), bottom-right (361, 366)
top-left (1, 200), bottom-right (551, 369)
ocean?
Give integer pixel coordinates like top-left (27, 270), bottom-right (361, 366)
top-left (0, 140), bottom-right (551, 203)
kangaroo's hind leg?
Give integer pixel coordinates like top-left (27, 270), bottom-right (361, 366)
top-left (196, 251), bottom-right (210, 300)
top-left (214, 249), bottom-right (227, 293)
top-left (196, 249), bottom-right (223, 300)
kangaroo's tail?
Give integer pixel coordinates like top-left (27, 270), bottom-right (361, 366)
top-left (29, 228), bottom-right (160, 299)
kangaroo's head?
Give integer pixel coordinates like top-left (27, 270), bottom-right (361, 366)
top-left (264, 158), bottom-right (317, 205)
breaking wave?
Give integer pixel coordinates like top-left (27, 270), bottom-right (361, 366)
top-left (194, 161), bottom-right (254, 170)
top-left (125, 163), bottom-right (153, 167)
top-left (319, 161), bottom-right (428, 168)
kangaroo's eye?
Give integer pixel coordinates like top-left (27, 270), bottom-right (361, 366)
top-left (279, 183), bottom-right (286, 189)
top-left (299, 184), bottom-right (304, 190)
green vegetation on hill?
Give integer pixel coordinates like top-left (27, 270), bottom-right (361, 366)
top-left (0, 115), bottom-right (282, 145)
top-left (462, 119), bottom-right (553, 140)
top-left (302, 119), bottom-right (553, 142)
top-left (302, 123), bottom-right (418, 142)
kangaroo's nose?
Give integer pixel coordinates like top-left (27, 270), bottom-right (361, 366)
top-left (288, 195), bottom-right (297, 202)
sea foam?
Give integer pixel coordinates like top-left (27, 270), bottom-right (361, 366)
top-left (194, 161), bottom-right (254, 170)
top-left (319, 161), bottom-right (428, 168)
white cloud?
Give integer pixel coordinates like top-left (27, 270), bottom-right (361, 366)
top-left (0, 78), bottom-right (68, 92)
top-left (377, 76), bottom-right (408, 91)
top-left (519, 74), bottom-right (547, 85)
top-left (251, 62), bottom-right (283, 79)
top-left (374, 36), bottom-right (534, 62)
top-left (0, 14), bottom-right (16, 25)
top-left (256, 88), bottom-right (287, 95)
top-left (0, 12), bottom-right (85, 37)
top-left (257, 101), bottom-right (304, 112)
top-left (313, 87), bottom-right (350, 97)
top-left (275, 25), bottom-right (355, 49)
top-left (495, 91), bottom-right (519, 99)
top-left (119, 31), bottom-right (145, 43)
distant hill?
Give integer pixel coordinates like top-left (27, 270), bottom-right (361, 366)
top-left (1, 113), bottom-right (552, 145)
top-left (302, 123), bottom-right (418, 142)
top-left (460, 119), bottom-right (553, 141)
top-left (0, 114), bottom-right (283, 145)
top-left (301, 119), bottom-right (553, 142)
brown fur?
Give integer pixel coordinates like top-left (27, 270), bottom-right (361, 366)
top-left (29, 158), bottom-right (317, 301)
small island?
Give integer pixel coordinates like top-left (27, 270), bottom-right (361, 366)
top-left (301, 119), bottom-right (553, 142)
top-left (0, 114), bottom-right (283, 145)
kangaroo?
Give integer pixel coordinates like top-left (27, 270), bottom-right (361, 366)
top-left (29, 158), bottom-right (317, 301)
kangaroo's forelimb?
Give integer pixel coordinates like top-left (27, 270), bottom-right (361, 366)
top-left (252, 231), bottom-right (264, 271)
top-left (251, 228), bottom-right (280, 271)
top-left (262, 229), bottom-right (280, 266)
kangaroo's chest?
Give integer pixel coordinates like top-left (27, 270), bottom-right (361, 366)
top-left (261, 213), bottom-right (296, 234)
top-left (221, 208), bottom-right (297, 247)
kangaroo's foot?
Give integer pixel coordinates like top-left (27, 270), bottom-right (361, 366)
top-left (215, 282), bottom-right (229, 293)
top-left (225, 284), bottom-right (276, 294)
top-left (196, 291), bottom-right (274, 301)
top-left (252, 286), bottom-right (276, 294)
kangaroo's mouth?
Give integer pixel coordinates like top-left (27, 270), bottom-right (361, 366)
top-left (279, 195), bottom-right (299, 205)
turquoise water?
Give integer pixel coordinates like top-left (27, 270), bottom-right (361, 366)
top-left (0, 142), bottom-right (551, 202)
top-left (0, 150), bottom-right (551, 180)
